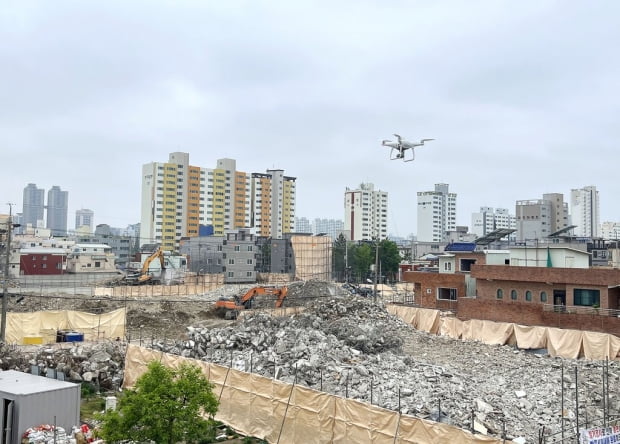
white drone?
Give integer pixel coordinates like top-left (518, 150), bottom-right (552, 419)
top-left (382, 134), bottom-right (434, 162)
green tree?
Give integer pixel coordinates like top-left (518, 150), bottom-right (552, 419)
top-left (351, 242), bottom-right (373, 282)
top-left (332, 233), bottom-right (348, 281)
top-left (98, 361), bottom-right (219, 444)
top-left (379, 239), bottom-right (401, 282)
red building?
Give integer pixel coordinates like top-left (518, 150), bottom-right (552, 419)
top-left (19, 248), bottom-right (67, 275)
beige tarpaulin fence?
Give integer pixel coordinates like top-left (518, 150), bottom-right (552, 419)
top-left (387, 304), bottom-right (620, 360)
top-left (6, 308), bottom-right (126, 343)
top-left (387, 305), bottom-right (440, 334)
top-left (123, 345), bottom-right (508, 443)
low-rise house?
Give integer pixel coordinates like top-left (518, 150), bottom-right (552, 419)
top-left (66, 243), bottom-right (117, 273)
top-left (402, 243), bottom-right (620, 335)
top-left (19, 247), bottom-right (68, 275)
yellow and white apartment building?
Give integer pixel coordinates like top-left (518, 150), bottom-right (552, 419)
top-left (141, 153), bottom-right (295, 250)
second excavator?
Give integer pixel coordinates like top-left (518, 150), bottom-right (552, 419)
top-left (214, 286), bottom-right (288, 319)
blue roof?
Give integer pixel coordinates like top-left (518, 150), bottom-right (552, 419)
top-left (444, 242), bottom-right (476, 252)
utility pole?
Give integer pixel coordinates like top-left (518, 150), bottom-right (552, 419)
top-left (1, 203), bottom-right (14, 342)
top-left (373, 238), bottom-right (379, 304)
top-left (344, 240), bottom-right (348, 283)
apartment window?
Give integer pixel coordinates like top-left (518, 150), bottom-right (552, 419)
top-left (574, 289), bottom-right (600, 307)
top-left (246, 271), bottom-right (253, 277)
top-left (540, 291), bottom-right (548, 303)
top-left (234, 245), bottom-right (240, 252)
top-left (94, 261), bottom-right (101, 268)
top-left (525, 290), bottom-right (532, 302)
top-left (437, 288), bottom-right (457, 300)
top-left (247, 259), bottom-right (253, 265)
top-left (227, 271), bottom-right (234, 277)
top-left (228, 258), bottom-right (235, 265)
top-left (247, 245), bottom-right (253, 252)
top-left (511, 290), bottom-right (517, 300)
top-left (497, 289), bottom-right (503, 299)
top-left (42, 263), bottom-right (47, 269)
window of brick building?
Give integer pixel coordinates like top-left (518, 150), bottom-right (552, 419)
top-left (511, 289), bottom-right (517, 300)
top-left (496, 289), bottom-right (503, 299)
top-left (437, 288), bottom-right (457, 300)
top-left (525, 290), bottom-right (532, 302)
top-left (574, 288), bottom-right (600, 307)
top-left (540, 291), bottom-right (547, 303)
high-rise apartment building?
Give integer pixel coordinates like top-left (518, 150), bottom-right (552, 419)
top-left (22, 183), bottom-right (45, 229)
top-left (141, 153), bottom-right (294, 250)
top-left (313, 218), bottom-right (344, 240)
top-left (471, 207), bottom-right (516, 237)
top-left (141, 152), bottom-right (204, 251)
top-left (75, 208), bottom-right (94, 232)
top-left (295, 217), bottom-right (312, 233)
top-left (601, 221), bottom-right (620, 240)
top-left (204, 158), bottom-right (251, 235)
top-left (417, 183), bottom-right (456, 242)
top-left (344, 183), bottom-right (388, 241)
top-left (515, 193), bottom-right (568, 241)
top-left (251, 169), bottom-right (296, 238)
top-left (46, 185), bottom-right (68, 236)
top-left (570, 186), bottom-right (600, 238)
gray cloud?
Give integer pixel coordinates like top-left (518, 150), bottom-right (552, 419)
top-left (2, 1), bottom-right (620, 235)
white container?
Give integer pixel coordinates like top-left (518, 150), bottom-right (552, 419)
top-left (105, 396), bottom-right (117, 411)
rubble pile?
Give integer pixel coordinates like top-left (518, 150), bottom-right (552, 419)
top-left (151, 286), bottom-right (619, 443)
top-left (0, 342), bottom-right (126, 391)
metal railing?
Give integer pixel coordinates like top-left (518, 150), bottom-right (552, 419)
top-left (542, 304), bottom-right (620, 317)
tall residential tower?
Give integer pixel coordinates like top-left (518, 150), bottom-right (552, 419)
top-left (571, 186), bottom-right (600, 238)
top-left (344, 183), bottom-right (388, 241)
top-left (22, 183), bottom-right (45, 230)
top-left (46, 186), bottom-right (69, 235)
top-left (417, 183), bottom-right (456, 242)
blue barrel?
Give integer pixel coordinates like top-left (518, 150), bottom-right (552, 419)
top-left (64, 332), bottom-right (84, 342)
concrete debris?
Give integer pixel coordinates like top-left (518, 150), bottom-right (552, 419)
top-left (148, 282), bottom-right (619, 444)
top-left (0, 342), bottom-right (125, 392)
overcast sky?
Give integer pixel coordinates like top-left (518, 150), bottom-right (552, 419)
top-left (2, 1), bottom-right (619, 238)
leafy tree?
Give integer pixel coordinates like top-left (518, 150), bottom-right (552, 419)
top-left (351, 242), bottom-right (373, 282)
top-left (332, 233), bottom-right (348, 281)
top-left (98, 360), bottom-right (219, 444)
top-left (379, 239), bottom-right (401, 282)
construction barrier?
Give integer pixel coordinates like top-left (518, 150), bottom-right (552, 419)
top-left (123, 345), bottom-right (508, 444)
top-left (386, 304), bottom-right (620, 361)
top-left (93, 279), bottom-right (224, 298)
top-left (6, 308), bottom-right (126, 344)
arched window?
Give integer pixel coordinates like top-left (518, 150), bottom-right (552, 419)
top-left (525, 290), bottom-right (532, 302)
top-left (540, 291), bottom-right (548, 303)
top-left (497, 289), bottom-right (503, 299)
top-left (511, 289), bottom-right (518, 300)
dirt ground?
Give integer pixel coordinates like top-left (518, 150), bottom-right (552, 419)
top-left (5, 290), bottom-right (235, 341)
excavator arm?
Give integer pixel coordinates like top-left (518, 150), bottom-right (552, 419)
top-left (136, 248), bottom-right (166, 283)
top-left (214, 286), bottom-right (288, 318)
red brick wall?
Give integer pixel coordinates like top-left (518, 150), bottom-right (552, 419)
top-left (402, 271), bottom-right (464, 310)
top-left (458, 298), bottom-right (620, 336)
top-left (472, 264), bottom-right (620, 286)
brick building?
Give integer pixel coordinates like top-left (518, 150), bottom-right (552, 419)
top-left (402, 246), bottom-right (620, 335)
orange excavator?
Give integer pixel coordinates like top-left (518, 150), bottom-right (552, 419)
top-left (214, 286), bottom-right (288, 319)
